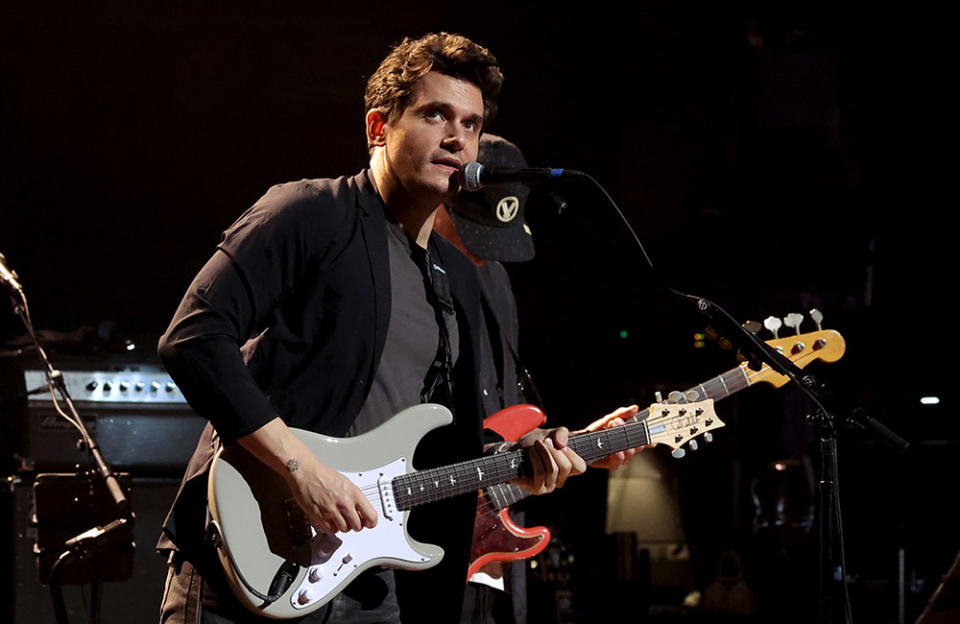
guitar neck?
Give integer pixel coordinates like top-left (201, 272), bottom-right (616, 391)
top-left (394, 419), bottom-right (657, 511)
top-left (393, 449), bottom-right (531, 511)
top-left (481, 363), bottom-right (754, 511)
top-left (394, 363), bottom-right (755, 512)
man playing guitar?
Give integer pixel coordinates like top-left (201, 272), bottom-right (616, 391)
top-left (156, 33), bottom-right (591, 624)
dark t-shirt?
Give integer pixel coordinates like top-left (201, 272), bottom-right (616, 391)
top-left (348, 220), bottom-right (460, 436)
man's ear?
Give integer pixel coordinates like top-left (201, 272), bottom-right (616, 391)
top-left (366, 109), bottom-right (387, 148)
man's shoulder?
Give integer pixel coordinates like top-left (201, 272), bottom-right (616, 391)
top-left (219, 171), bottom-right (373, 256)
top-left (258, 171), bottom-right (366, 216)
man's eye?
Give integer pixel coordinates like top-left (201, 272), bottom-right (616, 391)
top-left (426, 110), bottom-right (444, 121)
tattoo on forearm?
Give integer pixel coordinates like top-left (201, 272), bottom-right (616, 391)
top-left (286, 458), bottom-right (300, 473)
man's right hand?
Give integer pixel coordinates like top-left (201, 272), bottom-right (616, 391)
top-left (284, 454), bottom-right (378, 534)
top-left (238, 417), bottom-right (378, 534)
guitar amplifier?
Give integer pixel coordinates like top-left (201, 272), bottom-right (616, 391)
top-left (22, 359), bottom-right (205, 477)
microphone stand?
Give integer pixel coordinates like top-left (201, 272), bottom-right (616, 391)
top-left (6, 281), bottom-right (131, 624)
top-left (687, 296), bottom-right (908, 624)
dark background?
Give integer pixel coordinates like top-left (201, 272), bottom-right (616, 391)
top-left (1, 3), bottom-right (954, 622)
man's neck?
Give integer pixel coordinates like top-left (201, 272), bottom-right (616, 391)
top-left (370, 153), bottom-right (440, 249)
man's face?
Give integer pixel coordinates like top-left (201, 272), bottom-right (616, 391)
top-left (380, 71), bottom-right (484, 201)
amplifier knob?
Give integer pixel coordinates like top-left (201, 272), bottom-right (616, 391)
top-left (102, 382), bottom-right (113, 392)
top-left (135, 382), bottom-right (145, 392)
top-left (86, 381), bottom-right (99, 392)
top-left (119, 381), bottom-right (130, 392)
top-left (150, 381), bottom-right (161, 392)
top-left (165, 382), bottom-right (176, 392)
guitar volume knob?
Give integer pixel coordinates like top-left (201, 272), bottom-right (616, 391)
top-left (297, 589), bottom-right (314, 605)
top-left (308, 568), bottom-right (323, 583)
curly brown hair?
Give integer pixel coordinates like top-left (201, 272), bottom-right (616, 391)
top-left (364, 32), bottom-right (503, 139)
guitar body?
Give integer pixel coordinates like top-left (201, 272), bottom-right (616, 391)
top-left (207, 404), bottom-right (452, 620)
top-left (468, 497), bottom-right (550, 579)
top-left (483, 403), bottom-right (546, 441)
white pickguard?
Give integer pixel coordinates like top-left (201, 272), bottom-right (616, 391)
top-left (207, 404), bottom-right (451, 620)
top-left (284, 458), bottom-right (428, 611)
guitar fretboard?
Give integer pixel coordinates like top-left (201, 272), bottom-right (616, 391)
top-left (478, 362), bottom-right (753, 512)
top-left (392, 417), bottom-right (659, 511)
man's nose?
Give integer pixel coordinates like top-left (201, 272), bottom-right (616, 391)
top-left (441, 124), bottom-right (467, 152)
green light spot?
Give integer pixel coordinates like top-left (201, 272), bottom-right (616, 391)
top-left (619, 330), bottom-right (628, 339)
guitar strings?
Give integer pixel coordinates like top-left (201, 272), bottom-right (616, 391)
top-left (359, 362), bottom-right (766, 515)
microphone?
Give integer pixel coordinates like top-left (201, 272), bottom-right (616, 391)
top-left (458, 161), bottom-right (582, 192)
top-left (0, 252), bottom-right (22, 292)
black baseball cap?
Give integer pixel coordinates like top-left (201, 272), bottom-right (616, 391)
top-left (450, 134), bottom-right (535, 262)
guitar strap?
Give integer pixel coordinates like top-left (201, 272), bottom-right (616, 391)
top-left (413, 246), bottom-right (455, 410)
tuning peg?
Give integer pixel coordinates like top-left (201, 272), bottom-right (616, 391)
top-left (654, 391), bottom-right (663, 403)
top-left (742, 320), bottom-right (762, 335)
top-left (684, 389), bottom-right (701, 402)
top-left (784, 313), bottom-right (804, 334)
top-left (668, 390), bottom-right (685, 404)
top-left (671, 448), bottom-right (686, 459)
top-left (810, 308), bottom-right (824, 330)
top-left (763, 316), bottom-right (782, 338)
top-left (704, 432), bottom-right (714, 443)
top-left (688, 440), bottom-right (699, 451)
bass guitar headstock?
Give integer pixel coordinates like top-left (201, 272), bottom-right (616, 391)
top-left (742, 308), bottom-right (846, 388)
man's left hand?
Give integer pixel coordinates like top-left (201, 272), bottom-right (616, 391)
top-left (511, 427), bottom-right (586, 495)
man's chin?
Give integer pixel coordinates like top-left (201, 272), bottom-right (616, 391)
top-left (402, 173), bottom-right (459, 204)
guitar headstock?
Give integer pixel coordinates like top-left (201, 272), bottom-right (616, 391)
top-left (645, 399), bottom-right (723, 456)
top-left (743, 309), bottom-right (846, 388)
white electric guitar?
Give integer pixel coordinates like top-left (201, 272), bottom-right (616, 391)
top-left (207, 400), bottom-right (721, 619)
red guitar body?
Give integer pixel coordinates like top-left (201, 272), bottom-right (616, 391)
top-left (468, 404), bottom-right (551, 580)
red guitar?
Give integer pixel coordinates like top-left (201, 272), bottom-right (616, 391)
top-left (469, 406), bottom-right (548, 580)
top-left (467, 323), bottom-right (846, 581)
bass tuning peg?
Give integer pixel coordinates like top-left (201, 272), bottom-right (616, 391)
top-left (763, 316), bottom-right (782, 338)
top-left (784, 312), bottom-right (804, 335)
top-left (809, 308), bottom-right (824, 330)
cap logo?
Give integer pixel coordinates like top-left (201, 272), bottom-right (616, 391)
top-left (496, 196), bottom-right (520, 223)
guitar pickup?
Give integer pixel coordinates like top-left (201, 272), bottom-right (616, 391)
top-left (379, 478), bottom-right (396, 521)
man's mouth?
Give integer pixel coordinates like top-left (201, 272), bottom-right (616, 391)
top-left (432, 158), bottom-right (461, 173)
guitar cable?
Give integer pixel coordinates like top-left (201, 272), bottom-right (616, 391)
top-left (206, 514), bottom-right (300, 607)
